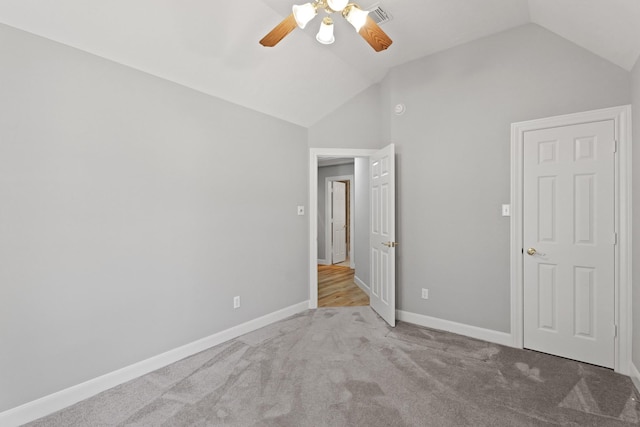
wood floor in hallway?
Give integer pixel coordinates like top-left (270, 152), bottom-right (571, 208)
top-left (318, 264), bottom-right (369, 307)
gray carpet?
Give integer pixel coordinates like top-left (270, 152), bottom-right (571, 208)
top-left (27, 307), bottom-right (640, 426)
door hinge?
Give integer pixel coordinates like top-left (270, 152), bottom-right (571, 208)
top-left (613, 140), bottom-right (618, 153)
top-left (612, 232), bottom-right (618, 245)
top-left (614, 324), bottom-right (618, 338)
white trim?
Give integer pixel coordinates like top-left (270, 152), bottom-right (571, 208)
top-left (309, 148), bottom-right (377, 309)
top-left (397, 310), bottom-right (514, 347)
top-left (324, 174), bottom-right (355, 267)
top-left (510, 105), bottom-right (632, 374)
top-left (317, 259), bottom-right (329, 265)
top-left (354, 275), bottom-right (370, 295)
top-left (630, 362), bottom-right (640, 394)
top-left (0, 301), bottom-right (310, 427)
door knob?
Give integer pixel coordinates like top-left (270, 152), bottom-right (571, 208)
top-left (527, 248), bottom-right (537, 256)
top-left (382, 241), bottom-right (399, 248)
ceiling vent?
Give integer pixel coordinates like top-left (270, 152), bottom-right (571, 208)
top-left (368, 6), bottom-right (392, 25)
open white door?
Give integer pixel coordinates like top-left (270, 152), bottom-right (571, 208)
top-left (331, 181), bottom-right (347, 264)
top-left (369, 144), bottom-right (396, 327)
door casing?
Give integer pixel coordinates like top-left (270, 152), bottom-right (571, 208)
top-left (510, 105), bottom-right (632, 374)
top-left (309, 148), bottom-right (377, 309)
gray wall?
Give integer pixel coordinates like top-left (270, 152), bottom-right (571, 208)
top-left (388, 24), bottom-right (630, 332)
top-left (632, 57), bottom-right (640, 372)
top-left (310, 24), bottom-right (631, 333)
top-left (0, 24), bottom-right (309, 412)
top-left (317, 163), bottom-right (354, 261)
top-left (309, 84), bottom-right (384, 149)
top-left (354, 157), bottom-right (370, 287)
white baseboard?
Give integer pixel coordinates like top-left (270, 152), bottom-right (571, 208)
top-left (317, 259), bottom-right (329, 265)
top-left (396, 310), bottom-right (514, 347)
top-left (630, 361), bottom-right (640, 394)
top-left (354, 276), bottom-right (369, 295)
top-left (0, 301), bottom-right (310, 427)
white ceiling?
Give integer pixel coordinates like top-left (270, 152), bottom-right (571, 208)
top-left (1, 0), bottom-right (639, 127)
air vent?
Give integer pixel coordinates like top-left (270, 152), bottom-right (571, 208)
top-left (368, 6), bottom-right (392, 25)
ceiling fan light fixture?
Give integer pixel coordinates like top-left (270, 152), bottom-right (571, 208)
top-left (344, 4), bottom-right (369, 32)
top-left (326, 0), bottom-right (349, 12)
top-left (316, 17), bottom-right (335, 44)
top-left (292, 3), bottom-right (317, 29)
top-left (259, 0), bottom-right (392, 52)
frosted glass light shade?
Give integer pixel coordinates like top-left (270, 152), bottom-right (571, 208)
top-left (292, 3), bottom-right (317, 29)
top-left (316, 17), bottom-right (335, 44)
top-left (327, 0), bottom-right (348, 12)
top-left (344, 4), bottom-right (369, 32)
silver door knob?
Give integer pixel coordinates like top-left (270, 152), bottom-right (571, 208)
top-left (527, 248), bottom-right (537, 256)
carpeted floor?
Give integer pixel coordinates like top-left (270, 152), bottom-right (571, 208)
top-left (27, 307), bottom-right (640, 426)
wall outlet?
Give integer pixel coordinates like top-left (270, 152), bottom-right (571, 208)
top-left (421, 288), bottom-right (429, 299)
top-left (233, 296), bottom-right (240, 309)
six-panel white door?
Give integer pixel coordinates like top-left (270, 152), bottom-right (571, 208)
top-left (332, 181), bottom-right (347, 264)
top-left (523, 120), bottom-right (615, 368)
top-left (370, 144), bottom-right (396, 327)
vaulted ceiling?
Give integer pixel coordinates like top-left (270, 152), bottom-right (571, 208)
top-left (1, 0), bottom-right (639, 127)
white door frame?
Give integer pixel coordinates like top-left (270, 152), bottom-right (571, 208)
top-left (309, 148), bottom-right (377, 309)
top-left (325, 175), bottom-right (355, 267)
top-left (510, 105), bottom-right (632, 374)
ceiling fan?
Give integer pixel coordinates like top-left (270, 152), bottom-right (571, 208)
top-left (259, 0), bottom-right (392, 52)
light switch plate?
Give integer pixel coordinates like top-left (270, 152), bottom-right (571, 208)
top-left (502, 204), bottom-right (511, 217)
top-left (297, 206), bottom-right (305, 216)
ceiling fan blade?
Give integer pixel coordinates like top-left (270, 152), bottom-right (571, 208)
top-left (260, 13), bottom-right (298, 47)
top-left (358, 16), bottom-right (393, 52)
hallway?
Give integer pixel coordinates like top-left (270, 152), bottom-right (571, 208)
top-left (317, 264), bottom-right (369, 307)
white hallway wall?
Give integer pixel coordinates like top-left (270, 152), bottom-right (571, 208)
top-left (0, 24), bottom-right (309, 412)
top-left (354, 157), bottom-right (370, 288)
top-left (309, 23), bottom-right (631, 333)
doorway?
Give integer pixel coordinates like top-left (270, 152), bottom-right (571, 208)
top-left (510, 105), bottom-right (632, 374)
top-left (308, 148), bottom-right (376, 310)
top-left (323, 175), bottom-right (353, 268)
top-left (309, 145), bottom-right (397, 326)
top-left (317, 159), bottom-right (366, 307)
